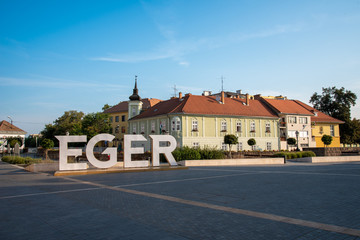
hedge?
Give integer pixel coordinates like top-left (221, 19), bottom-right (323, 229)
top-left (273, 151), bottom-right (316, 160)
top-left (1, 155), bottom-right (43, 165)
top-left (172, 146), bottom-right (225, 161)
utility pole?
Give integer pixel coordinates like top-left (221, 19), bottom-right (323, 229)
top-left (173, 85), bottom-right (178, 97)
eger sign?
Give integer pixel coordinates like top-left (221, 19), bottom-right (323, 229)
top-left (55, 134), bottom-right (177, 171)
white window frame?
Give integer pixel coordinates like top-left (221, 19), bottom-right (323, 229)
top-left (151, 121), bottom-right (155, 133)
top-left (236, 121), bottom-right (242, 132)
top-left (237, 142), bottom-right (243, 151)
top-left (132, 125), bottom-right (136, 134)
top-left (330, 125), bottom-right (335, 136)
top-left (265, 122), bottom-right (271, 133)
top-left (266, 142), bottom-right (272, 150)
top-left (250, 121), bottom-right (255, 132)
top-left (299, 117), bottom-right (308, 124)
top-left (222, 142), bottom-right (228, 151)
top-left (193, 142), bottom-right (199, 148)
top-left (140, 123), bottom-right (145, 133)
top-left (288, 116), bottom-right (297, 124)
top-left (192, 119), bottom-right (198, 131)
top-left (221, 120), bottom-right (227, 132)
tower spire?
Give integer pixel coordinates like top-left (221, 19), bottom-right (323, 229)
top-left (129, 75), bottom-right (141, 101)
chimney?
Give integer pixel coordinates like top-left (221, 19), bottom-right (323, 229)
top-left (246, 93), bottom-right (250, 106)
top-left (179, 92), bottom-right (183, 99)
top-left (221, 91), bottom-right (225, 104)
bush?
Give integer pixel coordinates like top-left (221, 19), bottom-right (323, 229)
top-left (172, 146), bottom-right (225, 161)
top-left (2, 155), bottom-right (42, 165)
top-left (273, 151), bottom-right (316, 160)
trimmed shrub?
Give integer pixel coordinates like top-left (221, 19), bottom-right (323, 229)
top-left (273, 151), bottom-right (316, 160)
top-left (2, 155), bottom-right (42, 165)
top-left (173, 146), bottom-right (225, 161)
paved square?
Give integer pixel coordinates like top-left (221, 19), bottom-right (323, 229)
top-left (1, 161), bottom-right (360, 239)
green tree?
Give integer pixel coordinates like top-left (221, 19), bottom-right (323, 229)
top-left (224, 134), bottom-right (238, 158)
top-left (321, 135), bottom-right (333, 147)
top-left (41, 110), bottom-right (84, 145)
top-left (310, 87), bottom-right (357, 143)
top-left (102, 104), bottom-right (112, 111)
top-left (247, 138), bottom-right (256, 150)
top-left (40, 138), bottom-right (54, 160)
top-left (82, 112), bottom-right (111, 140)
top-left (6, 136), bottom-right (22, 147)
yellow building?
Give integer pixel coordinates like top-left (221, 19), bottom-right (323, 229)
top-left (293, 101), bottom-right (343, 147)
top-left (103, 79), bottom-right (161, 149)
top-left (129, 92), bottom-right (280, 151)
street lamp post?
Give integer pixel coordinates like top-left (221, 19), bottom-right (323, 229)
top-left (295, 130), bottom-right (300, 151)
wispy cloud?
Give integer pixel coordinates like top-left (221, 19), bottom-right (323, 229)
top-left (0, 76), bottom-right (126, 91)
top-left (90, 23), bottom-right (303, 65)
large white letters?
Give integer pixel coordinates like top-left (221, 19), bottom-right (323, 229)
top-left (56, 134), bottom-right (178, 171)
top-left (150, 135), bottom-right (177, 166)
top-left (123, 134), bottom-right (149, 168)
top-left (56, 135), bottom-right (87, 171)
top-left (86, 134), bottom-right (117, 168)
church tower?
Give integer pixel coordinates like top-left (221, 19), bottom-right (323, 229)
top-left (128, 76), bottom-right (143, 119)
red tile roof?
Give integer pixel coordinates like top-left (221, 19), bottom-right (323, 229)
top-left (131, 94), bottom-right (278, 120)
top-left (104, 98), bottom-right (162, 114)
top-left (293, 100), bottom-right (344, 124)
top-left (262, 98), bottom-right (314, 115)
top-left (0, 120), bottom-right (27, 134)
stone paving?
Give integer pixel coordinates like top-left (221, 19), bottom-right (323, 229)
top-left (1, 161), bottom-right (360, 239)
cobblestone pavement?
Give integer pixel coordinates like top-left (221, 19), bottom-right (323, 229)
top-left (1, 161), bottom-right (360, 240)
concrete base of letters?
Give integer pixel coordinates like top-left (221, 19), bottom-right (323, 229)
top-left (178, 158), bottom-right (285, 167)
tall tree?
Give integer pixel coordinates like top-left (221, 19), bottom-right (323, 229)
top-left (81, 112), bottom-right (111, 140)
top-left (41, 110), bottom-right (84, 145)
top-left (310, 87), bottom-right (357, 143)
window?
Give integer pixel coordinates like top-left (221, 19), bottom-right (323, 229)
top-left (288, 130), bottom-right (296, 138)
top-left (172, 117), bottom-right (181, 131)
top-left (250, 121), bottom-right (255, 132)
top-left (115, 116), bottom-right (119, 122)
top-left (122, 115), bottom-right (125, 122)
top-left (330, 125), bottom-right (335, 136)
top-left (221, 120), bottom-right (227, 132)
top-left (132, 125), bottom-right (136, 134)
top-left (121, 126), bottom-right (125, 133)
top-left (192, 119), bottom-right (198, 131)
top-left (288, 116), bottom-right (297, 124)
top-left (299, 117), bottom-right (308, 124)
top-left (299, 131), bottom-right (308, 138)
top-left (265, 123), bottom-right (271, 133)
top-left (236, 121), bottom-right (242, 132)
top-left (151, 121), bottom-right (155, 133)
top-left (160, 120), bottom-right (166, 132)
top-left (141, 123), bottom-right (145, 134)
top-left (193, 142), bottom-right (199, 148)
top-left (237, 142), bottom-right (243, 151)
top-left (115, 126), bottom-right (119, 133)
top-left (109, 116), bottom-right (113, 123)
top-left (266, 142), bottom-right (272, 150)
top-left (110, 127), bottom-right (113, 134)
top-left (132, 107), bottom-right (136, 116)
top-left (222, 142), bottom-right (228, 151)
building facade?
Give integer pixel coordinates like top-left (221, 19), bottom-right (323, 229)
top-left (0, 120), bottom-right (27, 151)
top-left (129, 92), bottom-right (280, 151)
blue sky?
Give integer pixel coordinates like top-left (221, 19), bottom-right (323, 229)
top-left (1, 0), bottom-right (360, 135)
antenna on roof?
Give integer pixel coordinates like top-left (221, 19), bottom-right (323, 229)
top-left (218, 75), bottom-right (225, 92)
